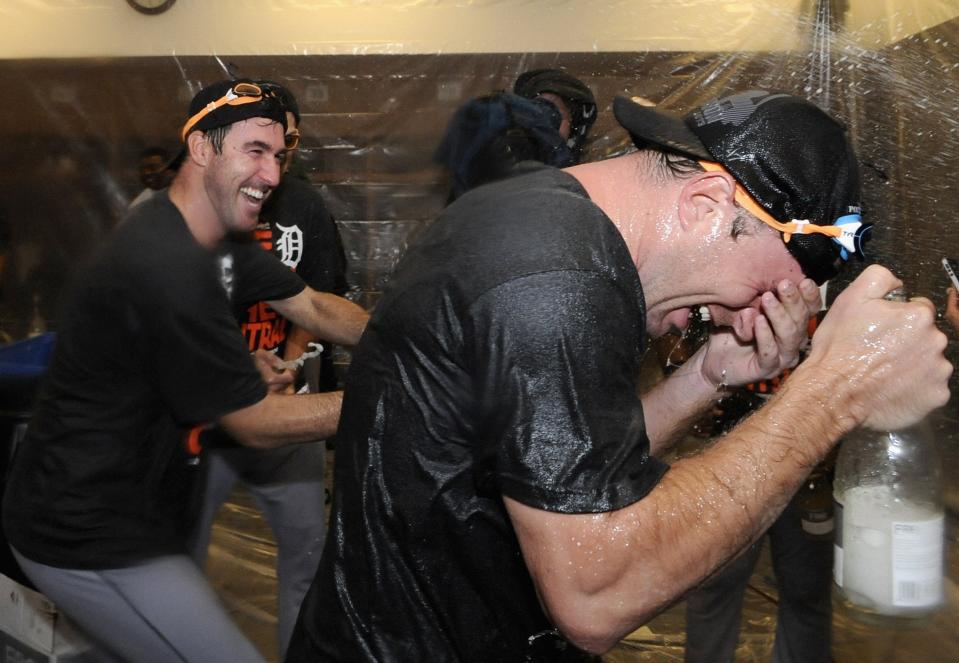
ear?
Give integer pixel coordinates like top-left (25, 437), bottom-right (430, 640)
top-left (677, 170), bottom-right (738, 232)
top-left (185, 131), bottom-right (211, 167)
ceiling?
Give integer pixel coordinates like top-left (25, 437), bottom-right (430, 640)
top-left (1, 0), bottom-right (957, 58)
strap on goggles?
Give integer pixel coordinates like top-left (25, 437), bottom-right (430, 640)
top-left (180, 83), bottom-right (267, 143)
top-left (698, 161), bottom-right (870, 260)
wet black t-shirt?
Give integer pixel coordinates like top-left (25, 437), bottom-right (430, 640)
top-left (288, 165), bottom-right (668, 662)
top-left (2, 192), bottom-right (300, 569)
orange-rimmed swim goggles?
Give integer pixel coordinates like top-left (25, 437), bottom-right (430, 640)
top-left (181, 82), bottom-right (298, 150)
top-left (698, 161), bottom-right (869, 260)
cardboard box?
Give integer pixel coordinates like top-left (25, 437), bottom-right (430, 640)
top-left (0, 573), bottom-right (91, 662)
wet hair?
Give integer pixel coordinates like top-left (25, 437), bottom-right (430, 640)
top-left (204, 125), bottom-right (231, 154)
top-left (649, 148), bottom-right (703, 179)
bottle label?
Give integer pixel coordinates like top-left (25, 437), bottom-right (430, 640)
top-left (891, 515), bottom-right (944, 607)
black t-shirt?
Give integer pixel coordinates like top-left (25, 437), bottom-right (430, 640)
top-left (2, 192), bottom-right (300, 569)
top-left (232, 175), bottom-right (347, 354)
top-left (288, 165), bottom-right (668, 662)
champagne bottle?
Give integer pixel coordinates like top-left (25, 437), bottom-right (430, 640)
top-left (832, 289), bottom-right (945, 621)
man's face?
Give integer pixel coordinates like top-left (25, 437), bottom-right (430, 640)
top-left (203, 118), bottom-right (285, 234)
top-left (645, 226), bottom-right (807, 341)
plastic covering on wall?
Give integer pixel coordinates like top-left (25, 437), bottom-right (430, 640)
top-left (0, 11), bottom-right (956, 423)
top-left (0, 7), bottom-right (956, 333)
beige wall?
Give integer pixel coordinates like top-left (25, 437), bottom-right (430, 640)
top-left (1, 0), bottom-right (956, 59)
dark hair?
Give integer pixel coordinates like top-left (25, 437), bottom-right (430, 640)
top-left (204, 125), bottom-right (231, 154)
top-left (642, 147), bottom-right (704, 183)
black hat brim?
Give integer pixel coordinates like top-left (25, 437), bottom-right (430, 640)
top-left (613, 96), bottom-right (712, 161)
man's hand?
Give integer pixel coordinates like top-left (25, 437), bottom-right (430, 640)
top-left (700, 278), bottom-right (821, 388)
top-left (804, 265), bottom-right (951, 431)
top-left (946, 287), bottom-right (959, 335)
top-left (252, 349), bottom-right (295, 393)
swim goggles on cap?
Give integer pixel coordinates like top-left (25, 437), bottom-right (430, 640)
top-left (180, 82), bottom-right (279, 143)
top-left (698, 161), bottom-right (872, 260)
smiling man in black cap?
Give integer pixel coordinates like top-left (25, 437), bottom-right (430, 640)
top-left (287, 89), bottom-right (950, 662)
top-left (3, 78), bottom-right (366, 663)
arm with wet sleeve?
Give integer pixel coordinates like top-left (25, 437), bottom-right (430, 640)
top-left (503, 265), bottom-right (951, 654)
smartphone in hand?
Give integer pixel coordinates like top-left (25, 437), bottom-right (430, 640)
top-left (942, 257), bottom-right (959, 291)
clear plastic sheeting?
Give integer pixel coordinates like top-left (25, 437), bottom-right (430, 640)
top-left (1, 0), bottom-right (959, 661)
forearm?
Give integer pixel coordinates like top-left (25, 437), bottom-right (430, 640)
top-left (304, 292), bottom-right (368, 346)
top-left (639, 361), bottom-right (849, 592)
top-left (526, 265), bottom-right (949, 652)
top-left (269, 289), bottom-right (369, 348)
top-left (219, 390), bottom-right (343, 449)
top-left (513, 358), bottom-right (855, 653)
top-left (642, 347), bottom-right (723, 455)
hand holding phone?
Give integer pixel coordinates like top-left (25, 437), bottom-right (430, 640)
top-left (943, 258), bottom-right (959, 333)
top-left (942, 257), bottom-right (959, 291)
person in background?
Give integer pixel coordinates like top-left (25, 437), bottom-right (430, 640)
top-left (435, 68), bottom-right (596, 201)
top-left (3, 78), bottom-right (366, 663)
top-left (512, 68), bottom-right (597, 163)
top-left (189, 80), bottom-right (359, 659)
top-left (129, 145), bottom-right (178, 208)
top-left (286, 89), bottom-right (950, 662)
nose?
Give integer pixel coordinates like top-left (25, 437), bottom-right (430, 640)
top-left (261, 155), bottom-right (281, 188)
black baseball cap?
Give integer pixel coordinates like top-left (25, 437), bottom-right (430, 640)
top-left (181, 78), bottom-right (288, 143)
top-left (256, 80), bottom-right (300, 125)
top-left (613, 90), bottom-right (868, 284)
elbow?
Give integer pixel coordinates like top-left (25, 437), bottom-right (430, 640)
top-left (551, 610), bottom-right (626, 655)
top-left (544, 593), bottom-right (643, 655)
top-left (544, 581), bottom-right (666, 655)
top-left (217, 399), bottom-right (272, 449)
